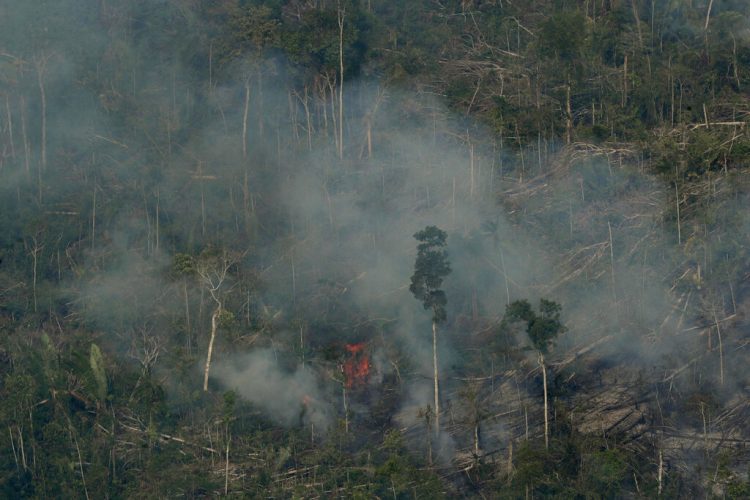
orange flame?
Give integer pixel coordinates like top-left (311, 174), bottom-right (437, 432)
top-left (343, 342), bottom-right (371, 388)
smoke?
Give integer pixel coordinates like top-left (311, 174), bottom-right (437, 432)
top-left (214, 349), bottom-right (333, 431)
top-left (0, 0), bottom-right (747, 462)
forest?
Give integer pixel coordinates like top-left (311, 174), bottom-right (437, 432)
top-left (0, 0), bottom-right (749, 498)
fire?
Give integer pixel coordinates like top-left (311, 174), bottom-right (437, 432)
top-left (343, 342), bottom-right (371, 388)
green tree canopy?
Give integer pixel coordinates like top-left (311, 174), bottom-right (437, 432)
top-left (409, 226), bottom-right (451, 324)
top-left (504, 298), bottom-right (566, 354)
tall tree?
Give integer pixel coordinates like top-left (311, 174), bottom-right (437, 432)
top-left (409, 226), bottom-right (451, 435)
top-left (504, 299), bottom-right (565, 450)
top-left (194, 250), bottom-right (238, 392)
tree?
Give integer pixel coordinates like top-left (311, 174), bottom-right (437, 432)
top-left (409, 225), bottom-right (451, 435)
top-left (504, 299), bottom-right (565, 450)
top-left (194, 249), bottom-right (238, 392)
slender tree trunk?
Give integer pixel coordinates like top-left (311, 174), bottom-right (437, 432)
top-left (224, 432), bottom-right (230, 495)
top-left (288, 90), bottom-right (299, 145)
top-left (184, 280), bottom-right (191, 354)
top-left (203, 306), bottom-right (221, 391)
top-left (704, 0), bottom-right (714, 31)
top-left (5, 94), bottom-right (14, 160)
top-left (507, 440), bottom-right (513, 477)
top-left (425, 409), bottom-right (433, 466)
top-left (473, 420), bottom-right (480, 455)
top-left (657, 449), bottom-right (663, 495)
top-left (608, 220), bottom-right (616, 301)
top-left (713, 311), bottom-right (724, 386)
top-left (342, 382), bottom-right (349, 433)
top-left (469, 138), bottom-right (475, 198)
top-left (30, 236), bottom-right (43, 313)
top-left (91, 185), bottom-right (96, 252)
top-left (155, 189), bottom-right (160, 253)
top-left (20, 96), bottom-right (30, 179)
top-left (631, 0), bottom-right (643, 49)
top-left (299, 323), bottom-right (305, 366)
top-left (432, 320), bottom-right (440, 435)
top-left (365, 118), bottom-right (372, 159)
top-left (328, 79), bottom-right (338, 155)
top-left (72, 433), bottom-right (90, 500)
top-left (731, 35), bottom-right (740, 89)
top-left (242, 79), bottom-right (250, 159)
top-left (540, 352), bottom-right (549, 450)
top-left (9, 427), bottom-right (19, 471)
top-left (302, 86), bottom-right (312, 150)
top-left (17, 426), bottom-right (26, 470)
top-left (257, 71), bottom-right (264, 139)
top-left (675, 169), bottom-right (682, 245)
top-left (669, 56), bottom-right (674, 126)
top-left (622, 55), bottom-right (628, 108)
top-left (36, 59), bottom-right (47, 172)
top-left (565, 83), bottom-right (572, 145)
top-left (337, 5), bottom-right (345, 160)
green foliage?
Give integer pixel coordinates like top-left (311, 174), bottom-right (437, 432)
top-left (410, 226), bottom-right (451, 323)
top-left (374, 430), bottom-right (445, 498)
top-left (507, 433), bottom-right (632, 498)
top-left (89, 343), bottom-right (108, 402)
top-left (537, 10), bottom-right (588, 62)
top-left (171, 253), bottom-right (195, 277)
top-left (585, 448), bottom-right (628, 496)
top-left (0, 1), bottom-right (748, 497)
top-left (503, 299), bottom-right (566, 354)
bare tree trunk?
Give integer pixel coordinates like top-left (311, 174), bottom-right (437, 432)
top-left (9, 427), bottom-right (19, 471)
top-left (328, 79), bottom-right (339, 156)
top-left (713, 311), bottom-right (724, 386)
top-left (540, 353), bottom-right (549, 450)
top-left (608, 220), bottom-right (616, 302)
top-left (631, 0), bottom-right (643, 49)
top-left (36, 58), bottom-right (47, 172)
top-left (257, 71), bottom-right (264, 139)
top-left (365, 118), bottom-right (372, 159)
top-left (469, 138), bottom-right (475, 198)
top-left (704, 0), bottom-right (714, 31)
top-left (432, 320), bottom-right (440, 435)
top-left (20, 96), bottom-right (30, 179)
top-left (622, 55), bottom-right (628, 108)
top-left (203, 306), bottom-right (221, 391)
top-left (565, 84), bottom-right (572, 145)
top-left (337, 5), bottom-right (345, 160)
top-left (299, 323), bottom-right (305, 366)
top-left (17, 426), bottom-right (26, 471)
top-left (657, 449), bottom-right (663, 495)
top-left (288, 90), bottom-right (300, 145)
top-left (184, 280), bottom-right (191, 354)
top-left (342, 382), bottom-right (349, 433)
top-left (224, 434), bottom-right (230, 495)
top-left (208, 42), bottom-right (213, 90)
top-left (5, 94), bottom-right (14, 160)
top-left (91, 185), bottom-right (96, 252)
top-left (302, 86), bottom-right (312, 150)
top-left (155, 189), bottom-right (160, 253)
top-left (72, 433), bottom-right (90, 500)
top-left (675, 172), bottom-right (682, 245)
top-left (29, 236), bottom-right (43, 313)
top-left (242, 79), bottom-right (250, 159)
top-left (731, 35), bottom-right (741, 89)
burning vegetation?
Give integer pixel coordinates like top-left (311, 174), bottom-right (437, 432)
top-left (342, 342), bottom-right (371, 389)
